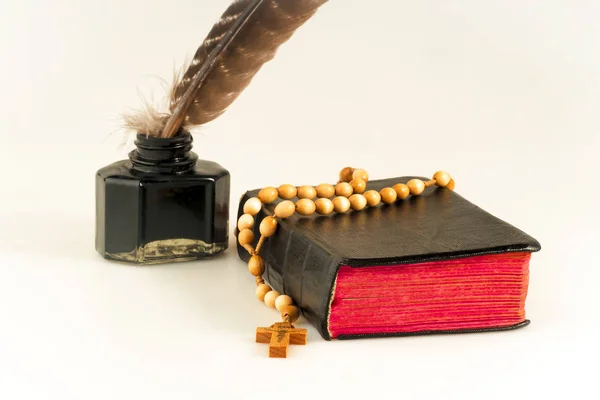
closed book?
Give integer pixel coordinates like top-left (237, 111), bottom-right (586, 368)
top-left (236, 177), bottom-right (541, 340)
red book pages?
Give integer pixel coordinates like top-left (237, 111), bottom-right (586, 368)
top-left (328, 252), bottom-right (531, 338)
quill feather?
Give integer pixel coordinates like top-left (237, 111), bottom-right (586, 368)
top-left (157, 0), bottom-right (328, 138)
top-left (162, 0), bottom-right (265, 138)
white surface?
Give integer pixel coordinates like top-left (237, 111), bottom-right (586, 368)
top-left (1, 1), bottom-right (598, 399)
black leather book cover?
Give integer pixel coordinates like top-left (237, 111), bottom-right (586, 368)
top-left (236, 177), bottom-right (541, 340)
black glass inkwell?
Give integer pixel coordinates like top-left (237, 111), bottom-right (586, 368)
top-left (95, 131), bottom-right (230, 264)
top-left (94, 0), bottom-right (298, 264)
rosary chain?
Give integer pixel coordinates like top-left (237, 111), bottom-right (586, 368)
top-left (236, 168), bottom-right (454, 324)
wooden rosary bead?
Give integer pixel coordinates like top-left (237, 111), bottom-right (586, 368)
top-left (296, 199), bottom-right (316, 215)
top-left (259, 216), bottom-right (278, 237)
top-left (281, 305), bottom-right (300, 323)
top-left (350, 178), bottom-right (366, 194)
top-left (248, 255), bottom-right (265, 276)
top-left (264, 290), bottom-right (280, 308)
top-left (275, 295), bottom-right (294, 312)
top-left (243, 197), bottom-right (262, 216)
top-left (339, 167), bottom-right (355, 183)
top-left (335, 182), bottom-right (353, 198)
top-left (297, 185), bottom-right (317, 199)
top-left (380, 187), bottom-right (397, 204)
top-left (407, 179), bottom-right (425, 195)
top-left (274, 200), bottom-right (295, 219)
top-left (349, 194), bottom-right (367, 211)
top-left (238, 229), bottom-right (255, 245)
top-left (446, 179), bottom-right (456, 191)
top-left (255, 276), bottom-right (265, 285)
top-left (277, 184), bottom-right (297, 200)
top-left (352, 168), bottom-right (369, 183)
top-left (258, 187), bottom-right (278, 204)
top-left (393, 183), bottom-right (410, 200)
top-left (433, 171), bottom-right (452, 187)
top-left (315, 198), bottom-right (334, 215)
top-left (237, 214), bottom-right (254, 231)
top-left (256, 284), bottom-right (271, 302)
top-left (332, 196), bottom-right (351, 213)
top-left (316, 183), bottom-right (335, 199)
top-left (363, 190), bottom-right (381, 207)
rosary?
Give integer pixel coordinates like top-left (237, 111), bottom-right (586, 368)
top-left (236, 167), bottom-right (455, 357)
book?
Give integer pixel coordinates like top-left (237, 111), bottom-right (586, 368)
top-left (236, 176), bottom-right (541, 340)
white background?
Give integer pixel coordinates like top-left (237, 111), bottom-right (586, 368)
top-left (1, 0), bottom-right (599, 399)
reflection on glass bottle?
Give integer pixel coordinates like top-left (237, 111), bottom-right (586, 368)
top-left (96, 132), bottom-right (229, 264)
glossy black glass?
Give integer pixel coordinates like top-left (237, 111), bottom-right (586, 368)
top-left (96, 132), bottom-right (229, 264)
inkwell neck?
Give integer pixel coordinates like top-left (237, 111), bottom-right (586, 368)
top-left (129, 131), bottom-right (198, 174)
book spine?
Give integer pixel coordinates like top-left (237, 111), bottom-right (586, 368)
top-left (236, 191), bottom-right (342, 340)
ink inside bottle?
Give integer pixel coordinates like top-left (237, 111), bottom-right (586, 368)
top-left (95, 131), bottom-right (230, 264)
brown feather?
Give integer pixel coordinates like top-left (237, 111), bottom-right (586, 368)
top-left (159, 0), bottom-right (328, 137)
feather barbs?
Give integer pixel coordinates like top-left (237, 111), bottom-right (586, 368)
top-left (125, 0), bottom-right (328, 138)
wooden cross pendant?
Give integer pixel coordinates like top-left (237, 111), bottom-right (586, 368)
top-left (256, 322), bottom-right (307, 358)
